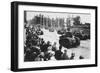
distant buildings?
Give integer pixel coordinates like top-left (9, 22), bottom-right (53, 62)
top-left (25, 13), bottom-right (90, 32)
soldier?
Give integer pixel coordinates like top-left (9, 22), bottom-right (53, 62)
top-left (65, 28), bottom-right (72, 38)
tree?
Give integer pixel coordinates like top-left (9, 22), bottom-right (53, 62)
top-left (73, 16), bottom-right (81, 25)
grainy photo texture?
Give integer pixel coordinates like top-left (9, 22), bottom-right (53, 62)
top-left (24, 11), bottom-right (91, 62)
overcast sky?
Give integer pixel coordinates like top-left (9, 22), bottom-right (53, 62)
top-left (26, 11), bottom-right (91, 24)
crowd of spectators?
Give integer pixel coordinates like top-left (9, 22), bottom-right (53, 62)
top-left (24, 25), bottom-right (84, 62)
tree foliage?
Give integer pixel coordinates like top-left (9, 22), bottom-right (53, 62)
top-left (73, 16), bottom-right (81, 25)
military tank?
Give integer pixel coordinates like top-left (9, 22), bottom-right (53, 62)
top-left (59, 34), bottom-right (80, 49)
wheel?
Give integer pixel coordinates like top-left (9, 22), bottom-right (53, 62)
top-left (74, 37), bottom-right (80, 47)
top-left (59, 37), bottom-right (72, 48)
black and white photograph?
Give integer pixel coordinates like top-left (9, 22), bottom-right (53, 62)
top-left (24, 11), bottom-right (91, 62)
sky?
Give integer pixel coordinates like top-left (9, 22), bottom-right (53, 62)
top-left (26, 11), bottom-right (91, 24)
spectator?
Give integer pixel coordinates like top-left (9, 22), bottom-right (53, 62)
top-left (70, 53), bottom-right (75, 60)
top-left (54, 45), bottom-right (63, 60)
top-left (62, 49), bottom-right (69, 60)
top-left (52, 42), bottom-right (57, 51)
top-left (79, 55), bottom-right (84, 59)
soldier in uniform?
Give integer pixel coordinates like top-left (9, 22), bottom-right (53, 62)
top-left (65, 28), bottom-right (72, 38)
